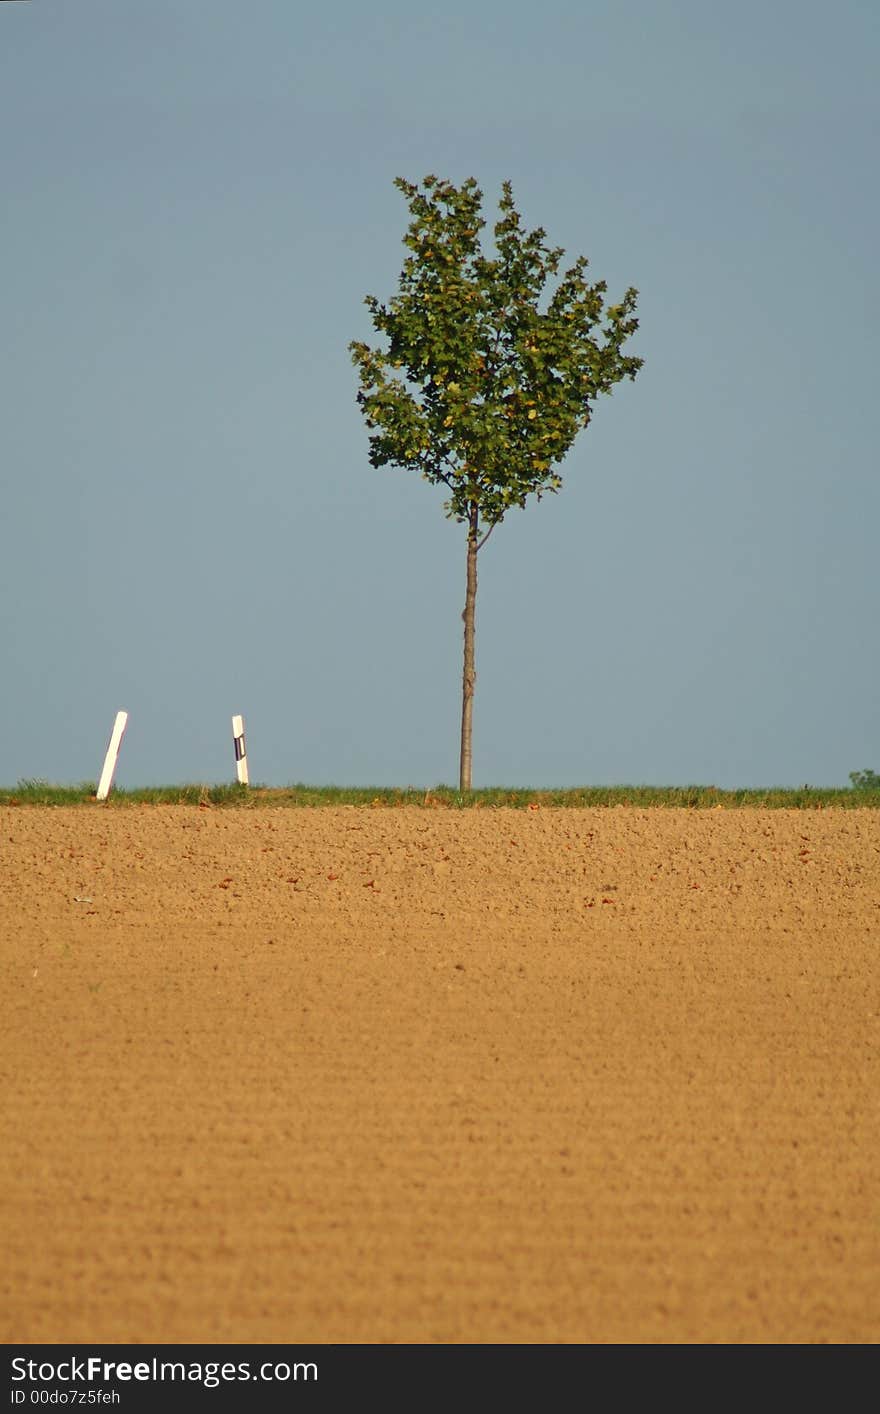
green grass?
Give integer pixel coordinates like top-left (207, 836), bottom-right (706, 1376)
top-left (2, 780), bottom-right (879, 808)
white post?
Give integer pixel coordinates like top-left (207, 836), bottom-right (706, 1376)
top-left (96, 710), bottom-right (128, 801)
top-left (232, 714), bottom-right (249, 786)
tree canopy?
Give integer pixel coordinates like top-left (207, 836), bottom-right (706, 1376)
top-left (350, 175), bottom-right (643, 532)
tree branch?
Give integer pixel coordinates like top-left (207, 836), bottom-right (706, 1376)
top-left (476, 521), bottom-right (497, 553)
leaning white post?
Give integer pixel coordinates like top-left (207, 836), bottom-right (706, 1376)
top-left (96, 710), bottom-right (128, 801)
top-left (232, 714), bottom-right (249, 786)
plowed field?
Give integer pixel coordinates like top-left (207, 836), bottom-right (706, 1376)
top-left (2, 806), bottom-right (877, 1344)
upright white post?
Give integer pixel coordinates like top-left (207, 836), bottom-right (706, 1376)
top-left (96, 710), bottom-right (128, 801)
top-left (232, 714), bottom-right (249, 786)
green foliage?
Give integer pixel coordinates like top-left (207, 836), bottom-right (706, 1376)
top-left (349, 175), bottom-right (643, 527)
top-left (849, 768), bottom-right (880, 789)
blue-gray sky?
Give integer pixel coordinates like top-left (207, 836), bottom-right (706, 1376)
top-left (2, 0), bottom-right (877, 789)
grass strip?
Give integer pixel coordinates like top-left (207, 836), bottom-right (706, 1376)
top-left (2, 781), bottom-right (879, 809)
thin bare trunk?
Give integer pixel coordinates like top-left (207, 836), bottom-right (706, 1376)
top-left (459, 502), bottom-right (479, 792)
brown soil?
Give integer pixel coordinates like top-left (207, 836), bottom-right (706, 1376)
top-left (1, 805), bottom-right (877, 1345)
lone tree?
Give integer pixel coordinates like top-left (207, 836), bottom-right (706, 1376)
top-left (350, 176), bottom-right (643, 790)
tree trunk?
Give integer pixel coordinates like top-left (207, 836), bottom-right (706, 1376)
top-left (459, 502), bottom-right (479, 792)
